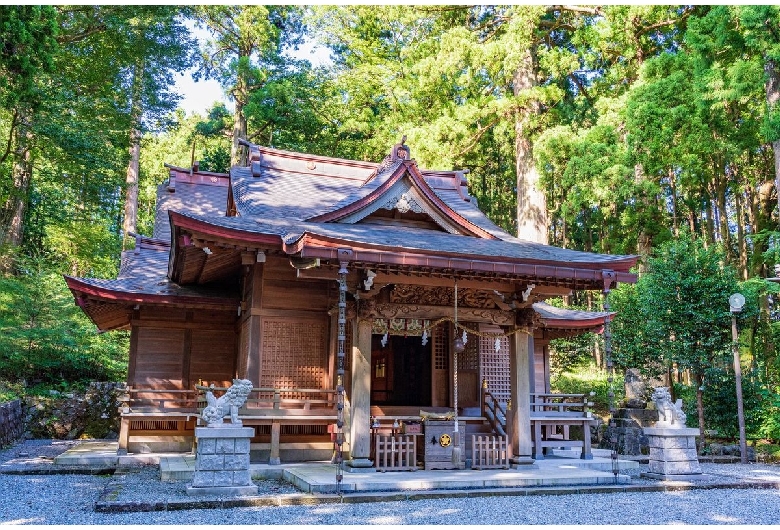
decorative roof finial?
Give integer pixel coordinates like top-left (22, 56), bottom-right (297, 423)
top-left (392, 135), bottom-right (410, 162)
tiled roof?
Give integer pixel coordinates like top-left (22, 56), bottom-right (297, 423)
top-left (431, 187), bottom-right (514, 240)
top-left (230, 165), bottom-right (361, 220)
top-left (72, 246), bottom-right (237, 302)
top-left (178, 211), bottom-right (634, 269)
top-left (153, 181), bottom-right (229, 241)
top-left (533, 301), bottom-right (613, 324)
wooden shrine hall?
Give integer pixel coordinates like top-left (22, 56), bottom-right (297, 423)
top-left (65, 139), bottom-right (637, 470)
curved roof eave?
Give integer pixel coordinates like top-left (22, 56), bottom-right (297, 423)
top-left (64, 276), bottom-right (239, 310)
top-left (307, 160), bottom-right (498, 239)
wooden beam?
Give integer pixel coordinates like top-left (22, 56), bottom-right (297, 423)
top-left (529, 285), bottom-right (572, 297)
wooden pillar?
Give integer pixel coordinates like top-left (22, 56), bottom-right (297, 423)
top-left (239, 260), bottom-right (263, 385)
top-left (347, 318), bottom-right (373, 470)
top-left (509, 330), bottom-right (535, 466)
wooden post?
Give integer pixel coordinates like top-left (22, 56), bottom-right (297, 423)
top-left (510, 330), bottom-right (534, 465)
top-left (118, 417), bottom-right (130, 455)
top-left (269, 420), bottom-right (281, 465)
top-left (480, 378), bottom-right (488, 418)
top-left (347, 318), bottom-right (373, 470)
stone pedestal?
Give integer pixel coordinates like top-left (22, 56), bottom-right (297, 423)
top-left (643, 427), bottom-right (702, 479)
top-left (186, 426), bottom-right (258, 496)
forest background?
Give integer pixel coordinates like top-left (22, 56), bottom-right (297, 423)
top-left (2, 5), bottom-right (780, 454)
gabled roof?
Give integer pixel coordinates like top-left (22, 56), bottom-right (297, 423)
top-left (233, 143), bottom-right (513, 240)
top-left (307, 158), bottom-right (496, 238)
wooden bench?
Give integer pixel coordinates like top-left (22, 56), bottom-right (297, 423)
top-left (530, 393), bottom-right (594, 460)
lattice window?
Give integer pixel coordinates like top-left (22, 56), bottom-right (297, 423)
top-left (479, 327), bottom-right (510, 403)
top-left (261, 319), bottom-right (328, 390)
top-left (434, 323), bottom-right (449, 371)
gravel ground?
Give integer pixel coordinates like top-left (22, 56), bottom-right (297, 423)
top-left (1, 439), bottom-right (780, 525)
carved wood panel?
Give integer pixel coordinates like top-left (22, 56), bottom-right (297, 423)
top-left (389, 285), bottom-right (500, 309)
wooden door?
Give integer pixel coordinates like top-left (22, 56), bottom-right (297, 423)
top-left (456, 326), bottom-right (480, 409)
top-left (371, 335), bottom-right (393, 403)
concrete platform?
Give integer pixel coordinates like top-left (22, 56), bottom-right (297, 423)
top-left (53, 440), bottom-right (190, 468)
top-left (281, 461), bottom-right (632, 493)
top-left (54, 441), bottom-right (639, 493)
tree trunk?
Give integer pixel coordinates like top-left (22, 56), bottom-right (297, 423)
top-left (669, 167), bottom-right (679, 237)
top-left (735, 185), bottom-right (747, 279)
top-left (0, 107), bottom-right (33, 255)
top-left (123, 59), bottom-right (144, 245)
top-left (695, 372), bottom-right (705, 454)
top-left (231, 65), bottom-right (248, 167)
top-left (231, 100), bottom-right (247, 167)
top-left (714, 173), bottom-right (732, 260)
top-left (765, 58), bottom-right (780, 224)
top-left (634, 164), bottom-right (651, 274)
top-left (514, 47), bottom-right (547, 244)
top-left (704, 190), bottom-right (715, 247)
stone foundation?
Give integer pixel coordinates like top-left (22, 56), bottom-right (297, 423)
top-left (187, 426), bottom-right (258, 496)
top-left (643, 427), bottom-right (702, 478)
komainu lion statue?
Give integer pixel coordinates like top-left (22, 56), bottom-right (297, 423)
top-left (651, 386), bottom-right (687, 427)
top-left (201, 379), bottom-right (254, 427)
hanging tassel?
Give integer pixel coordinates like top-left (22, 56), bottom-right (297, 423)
top-left (462, 329), bottom-right (468, 345)
top-left (381, 331), bottom-right (388, 347)
top-left (495, 337), bottom-right (501, 353)
top-left (421, 329), bottom-right (428, 346)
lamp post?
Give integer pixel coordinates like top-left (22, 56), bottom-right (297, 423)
top-left (729, 293), bottom-right (748, 464)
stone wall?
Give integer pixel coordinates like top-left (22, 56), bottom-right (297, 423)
top-left (24, 382), bottom-right (124, 440)
top-left (0, 400), bottom-right (24, 446)
top-left (601, 408), bottom-right (659, 455)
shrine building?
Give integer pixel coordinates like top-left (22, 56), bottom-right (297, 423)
top-left (65, 139), bottom-right (636, 470)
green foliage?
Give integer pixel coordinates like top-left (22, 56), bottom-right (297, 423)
top-left (0, 6), bottom-right (58, 109)
top-left (551, 367), bottom-right (624, 417)
top-left (0, 257), bottom-right (128, 386)
top-left (612, 233), bottom-right (738, 379)
top-left (549, 332), bottom-right (598, 378)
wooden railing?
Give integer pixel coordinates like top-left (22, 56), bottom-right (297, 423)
top-left (195, 385), bottom-right (337, 415)
top-left (117, 387), bottom-right (200, 453)
top-left (480, 385), bottom-right (595, 461)
top-left (194, 385), bottom-right (339, 465)
top-left (118, 385), bottom-right (338, 461)
top-left (471, 434), bottom-right (510, 469)
top-left (374, 435), bottom-right (418, 471)
top-left (118, 387), bottom-right (199, 413)
top-left (529, 393), bottom-right (594, 460)
top-left (480, 385), bottom-right (507, 437)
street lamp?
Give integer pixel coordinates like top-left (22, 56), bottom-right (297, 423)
top-left (729, 293), bottom-right (748, 464)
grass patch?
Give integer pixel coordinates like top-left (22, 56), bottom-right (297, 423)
top-left (551, 366), bottom-right (625, 418)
